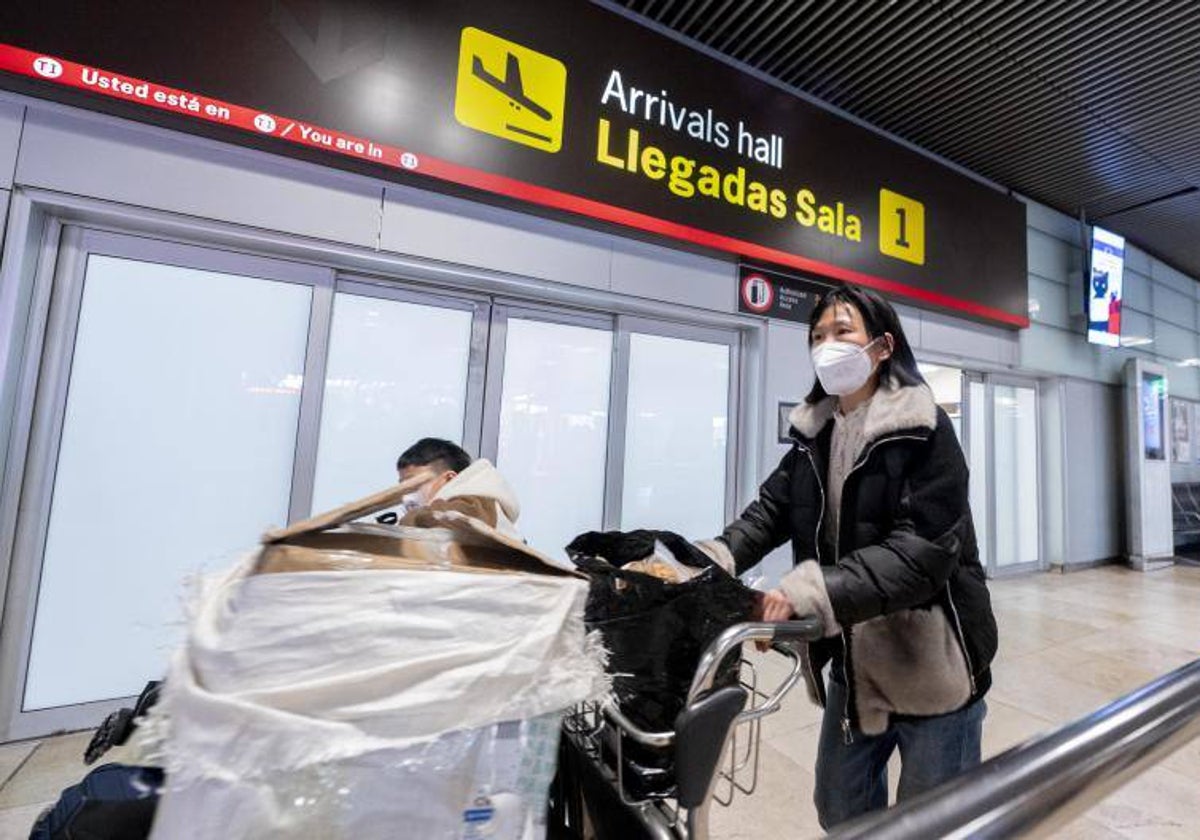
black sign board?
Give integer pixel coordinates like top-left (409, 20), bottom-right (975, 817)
top-left (738, 264), bottom-right (831, 324)
top-left (0, 1), bottom-right (1028, 327)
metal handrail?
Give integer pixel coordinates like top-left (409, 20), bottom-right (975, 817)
top-left (830, 657), bottom-right (1200, 839)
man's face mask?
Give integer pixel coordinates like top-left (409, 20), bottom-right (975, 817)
top-left (396, 467), bottom-right (451, 515)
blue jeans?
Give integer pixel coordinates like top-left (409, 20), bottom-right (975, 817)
top-left (814, 676), bottom-right (986, 830)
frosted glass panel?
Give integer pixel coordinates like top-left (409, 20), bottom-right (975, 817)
top-left (919, 363), bottom-right (963, 442)
top-left (994, 384), bottom-right (1039, 567)
top-left (496, 319), bottom-right (611, 558)
top-left (312, 294), bottom-right (473, 513)
top-left (621, 333), bottom-right (730, 539)
top-left (25, 255), bottom-right (311, 710)
top-left (968, 380), bottom-right (990, 570)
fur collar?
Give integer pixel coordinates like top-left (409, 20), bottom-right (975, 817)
top-left (788, 377), bottom-right (938, 443)
top-left (433, 458), bottom-right (520, 521)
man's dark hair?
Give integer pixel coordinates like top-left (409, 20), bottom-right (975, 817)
top-left (804, 284), bottom-right (925, 405)
top-left (396, 438), bottom-right (473, 474)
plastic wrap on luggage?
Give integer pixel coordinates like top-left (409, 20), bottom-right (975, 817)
top-left (145, 479), bottom-right (608, 840)
top-left (152, 711), bottom-right (564, 840)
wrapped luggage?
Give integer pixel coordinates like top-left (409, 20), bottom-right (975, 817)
top-left (145, 478), bottom-right (608, 840)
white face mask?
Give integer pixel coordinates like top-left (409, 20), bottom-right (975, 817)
top-left (395, 469), bottom-right (443, 517)
top-left (811, 338), bottom-right (881, 396)
top-left (397, 492), bottom-right (424, 517)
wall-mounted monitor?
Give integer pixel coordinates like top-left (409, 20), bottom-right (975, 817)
top-left (1087, 226), bottom-right (1125, 347)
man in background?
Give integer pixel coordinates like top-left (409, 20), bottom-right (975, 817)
top-left (380, 437), bottom-right (522, 539)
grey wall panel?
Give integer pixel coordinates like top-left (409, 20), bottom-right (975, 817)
top-left (1152, 259), bottom-right (1196, 297)
top-left (1062, 380), bottom-right (1123, 564)
top-left (1169, 365), bottom-right (1200, 402)
top-left (1019, 324), bottom-right (1094, 380)
top-left (1154, 321), bottom-right (1196, 362)
top-left (1027, 228), bottom-right (1074, 286)
top-left (0, 102), bottom-right (22, 190)
top-left (1153, 284), bottom-right (1195, 331)
top-left (1094, 347), bottom-right (1135, 385)
top-left (15, 107), bottom-right (382, 248)
top-left (893, 303), bottom-right (922, 350)
top-left (1124, 267), bottom-right (1152, 314)
top-left (379, 185), bottom-right (611, 292)
top-left (1029, 273), bottom-right (1070, 329)
top-left (1123, 309), bottom-right (1155, 345)
top-left (609, 238), bottom-right (734, 312)
top-left (1125, 245), bottom-right (1152, 278)
top-left (1023, 198), bottom-right (1079, 244)
top-left (997, 329), bottom-right (1021, 367)
top-left (920, 310), bottom-right (1017, 365)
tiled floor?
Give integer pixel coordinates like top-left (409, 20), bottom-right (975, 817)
top-left (1, 564), bottom-right (1198, 839)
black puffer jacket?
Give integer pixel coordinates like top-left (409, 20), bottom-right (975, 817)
top-left (712, 380), bottom-right (997, 736)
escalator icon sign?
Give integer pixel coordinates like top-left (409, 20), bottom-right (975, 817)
top-left (454, 27), bottom-right (566, 152)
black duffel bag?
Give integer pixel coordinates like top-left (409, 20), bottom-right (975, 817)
top-left (29, 763), bottom-right (163, 840)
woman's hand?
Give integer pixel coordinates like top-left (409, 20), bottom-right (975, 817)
top-left (756, 588), bottom-right (795, 650)
top-left (761, 588), bottom-right (795, 622)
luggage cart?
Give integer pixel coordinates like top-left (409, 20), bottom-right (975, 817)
top-left (556, 618), bottom-right (822, 840)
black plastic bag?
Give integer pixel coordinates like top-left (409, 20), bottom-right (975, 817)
top-left (567, 530), bottom-right (760, 799)
top-left (568, 530), bottom-right (760, 729)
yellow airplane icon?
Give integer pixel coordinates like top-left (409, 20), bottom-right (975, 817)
top-left (455, 28), bottom-right (566, 153)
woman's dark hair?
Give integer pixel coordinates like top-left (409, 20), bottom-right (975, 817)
top-left (804, 285), bottom-right (925, 404)
top-left (396, 437), bottom-right (473, 474)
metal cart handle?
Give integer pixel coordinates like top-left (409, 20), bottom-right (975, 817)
top-left (602, 617), bottom-right (822, 748)
top-left (686, 618), bottom-right (822, 707)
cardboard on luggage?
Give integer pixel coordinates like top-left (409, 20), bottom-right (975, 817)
top-left (257, 475), bottom-right (581, 578)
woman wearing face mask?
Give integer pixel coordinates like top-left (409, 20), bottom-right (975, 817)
top-left (697, 285), bottom-right (997, 829)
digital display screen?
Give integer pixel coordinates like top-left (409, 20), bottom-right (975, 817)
top-left (1142, 372), bottom-right (1166, 460)
top-left (1087, 226), bottom-right (1125, 347)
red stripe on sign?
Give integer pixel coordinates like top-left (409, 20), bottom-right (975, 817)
top-left (0, 45), bottom-right (408, 168)
top-left (0, 43), bottom-right (1029, 328)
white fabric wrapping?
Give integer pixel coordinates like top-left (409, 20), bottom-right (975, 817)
top-left (148, 558), bottom-right (605, 840)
